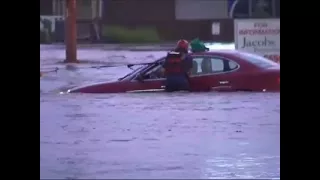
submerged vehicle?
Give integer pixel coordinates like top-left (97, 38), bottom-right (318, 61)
top-left (68, 50), bottom-right (280, 93)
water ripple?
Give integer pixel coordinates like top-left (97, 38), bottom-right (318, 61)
top-left (40, 48), bottom-right (280, 179)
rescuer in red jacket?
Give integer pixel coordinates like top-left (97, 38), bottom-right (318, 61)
top-left (162, 39), bottom-right (193, 92)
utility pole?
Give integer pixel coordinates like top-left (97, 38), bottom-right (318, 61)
top-left (64, 0), bottom-right (78, 63)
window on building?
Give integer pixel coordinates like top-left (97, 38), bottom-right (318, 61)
top-left (230, 0), bottom-right (250, 18)
top-left (275, 0), bottom-right (280, 17)
top-left (251, 0), bottom-right (273, 18)
top-left (77, 0), bottom-right (93, 19)
top-left (40, 0), bottom-right (53, 15)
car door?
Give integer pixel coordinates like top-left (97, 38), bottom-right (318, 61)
top-left (126, 79), bottom-right (165, 93)
top-left (125, 64), bottom-right (166, 93)
top-left (189, 55), bottom-right (240, 91)
top-left (188, 56), bottom-right (221, 91)
top-left (208, 57), bottom-right (240, 91)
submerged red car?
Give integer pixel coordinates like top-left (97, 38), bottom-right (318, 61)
top-left (68, 50), bottom-right (280, 93)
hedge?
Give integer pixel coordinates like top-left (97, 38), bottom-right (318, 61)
top-left (102, 25), bottom-right (160, 43)
top-left (40, 29), bottom-right (51, 44)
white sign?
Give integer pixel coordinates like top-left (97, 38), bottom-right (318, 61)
top-left (234, 19), bottom-right (280, 63)
top-left (211, 22), bottom-right (220, 35)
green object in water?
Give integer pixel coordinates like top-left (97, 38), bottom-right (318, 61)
top-left (190, 38), bottom-right (209, 52)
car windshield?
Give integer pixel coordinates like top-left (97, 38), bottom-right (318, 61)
top-left (237, 52), bottom-right (279, 68)
top-left (118, 65), bottom-right (147, 81)
top-left (118, 57), bottom-right (165, 81)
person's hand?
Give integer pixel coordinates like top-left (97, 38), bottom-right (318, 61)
top-left (160, 68), bottom-right (165, 75)
top-left (136, 73), bottom-right (145, 82)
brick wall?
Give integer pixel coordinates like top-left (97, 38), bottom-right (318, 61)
top-left (40, 0), bottom-right (53, 15)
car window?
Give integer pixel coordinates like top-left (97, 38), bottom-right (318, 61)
top-left (237, 52), bottom-right (279, 68)
top-left (210, 58), bottom-right (224, 72)
top-left (131, 58), bottom-right (166, 81)
top-left (191, 56), bottom-right (239, 75)
top-left (229, 61), bottom-right (239, 69)
top-left (192, 58), bottom-right (203, 74)
top-left (119, 65), bottom-right (147, 81)
top-left (134, 64), bottom-right (165, 80)
top-left (145, 65), bottom-right (162, 76)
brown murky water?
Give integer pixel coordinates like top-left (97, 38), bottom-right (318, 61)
top-left (40, 45), bottom-right (280, 179)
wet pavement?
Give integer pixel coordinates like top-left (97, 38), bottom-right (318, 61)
top-left (40, 45), bottom-right (280, 179)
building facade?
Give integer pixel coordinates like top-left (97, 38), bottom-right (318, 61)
top-left (40, 0), bottom-right (280, 43)
top-left (102, 0), bottom-right (280, 42)
top-left (40, 0), bottom-right (103, 41)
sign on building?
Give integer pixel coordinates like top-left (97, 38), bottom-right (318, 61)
top-left (234, 19), bottom-right (280, 63)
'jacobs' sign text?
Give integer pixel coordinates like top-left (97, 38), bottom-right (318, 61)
top-left (234, 19), bottom-right (280, 63)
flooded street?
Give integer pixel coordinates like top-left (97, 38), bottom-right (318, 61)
top-left (40, 45), bottom-right (280, 179)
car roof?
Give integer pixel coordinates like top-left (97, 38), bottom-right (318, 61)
top-left (190, 50), bottom-right (240, 56)
top-left (153, 50), bottom-right (243, 64)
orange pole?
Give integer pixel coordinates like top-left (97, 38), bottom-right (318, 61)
top-left (65, 0), bottom-right (78, 63)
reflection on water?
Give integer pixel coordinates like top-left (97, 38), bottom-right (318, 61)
top-left (40, 92), bottom-right (280, 179)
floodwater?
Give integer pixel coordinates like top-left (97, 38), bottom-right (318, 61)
top-left (40, 45), bottom-right (280, 179)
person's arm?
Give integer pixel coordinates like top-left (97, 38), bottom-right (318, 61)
top-left (162, 53), bottom-right (171, 76)
top-left (162, 53), bottom-right (170, 69)
top-left (184, 55), bottom-right (193, 75)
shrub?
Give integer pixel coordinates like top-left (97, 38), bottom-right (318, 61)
top-left (102, 25), bottom-right (160, 43)
top-left (40, 29), bottom-right (51, 44)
